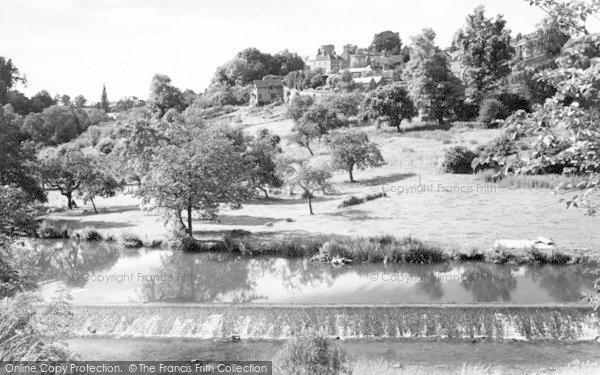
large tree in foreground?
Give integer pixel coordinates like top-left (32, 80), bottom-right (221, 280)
top-left (362, 83), bottom-right (417, 132)
top-left (453, 6), bottom-right (514, 106)
top-left (141, 125), bottom-right (253, 237)
top-left (327, 129), bottom-right (385, 182)
top-left (403, 29), bottom-right (464, 124)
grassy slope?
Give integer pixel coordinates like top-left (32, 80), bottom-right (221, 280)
top-left (43, 105), bottom-right (600, 255)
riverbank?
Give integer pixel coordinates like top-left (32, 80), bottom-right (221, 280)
top-left (68, 337), bottom-right (600, 374)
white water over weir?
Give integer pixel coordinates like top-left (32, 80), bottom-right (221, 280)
top-left (71, 304), bottom-right (600, 341)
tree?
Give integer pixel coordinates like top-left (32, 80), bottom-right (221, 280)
top-left (60, 95), bottom-right (71, 107)
top-left (528, 0), bottom-right (600, 35)
top-left (7, 90), bottom-right (31, 115)
top-left (0, 185), bottom-right (43, 236)
top-left (281, 158), bottom-right (332, 215)
top-left (0, 57), bottom-right (26, 105)
top-left (147, 74), bottom-right (185, 117)
top-left (0, 107), bottom-right (45, 201)
top-left (78, 168), bottom-right (120, 214)
top-left (453, 6), bottom-right (514, 106)
top-left (140, 124), bottom-right (253, 237)
top-left (362, 83), bottom-right (417, 132)
top-left (403, 29), bottom-right (464, 124)
top-left (246, 129), bottom-right (283, 198)
top-left (287, 94), bottom-right (314, 121)
top-left (100, 85), bottom-right (110, 113)
top-left (327, 129), bottom-right (385, 182)
top-left (290, 121), bottom-right (320, 156)
top-left (300, 102), bottom-right (345, 138)
top-left (73, 95), bottom-right (87, 108)
top-left (30, 90), bottom-right (55, 113)
top-left (39, 145), bottom-right (95, 209)
top-left (371, 31), bottom-right (403, 54)
top-left (23, 105), bottom-right (87, 145)
top-left (273, 50), bottom-right (305, 75)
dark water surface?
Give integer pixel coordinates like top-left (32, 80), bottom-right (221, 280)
top-left (30, 239), bottom-right (597, 305)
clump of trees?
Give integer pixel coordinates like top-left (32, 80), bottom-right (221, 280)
top-left (403, 29), bottom-right (464, 124)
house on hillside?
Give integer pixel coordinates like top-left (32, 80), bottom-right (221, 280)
top-left (250, 79), bottom-right (284, 106)
top-left (306, 45), bottom-right (345, 73)
top-left (353, 76), bottom-right (384, 90)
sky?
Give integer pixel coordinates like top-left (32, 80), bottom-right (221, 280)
top-left (1, 0), bottom-right (599, 102)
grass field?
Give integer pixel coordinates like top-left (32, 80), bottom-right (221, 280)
top-left (43, 105), bottom-right (600, 256)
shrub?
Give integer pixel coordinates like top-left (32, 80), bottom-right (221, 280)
top-left (79, 227), bottom-right (103, 241)
top-left (273, 330), bottom-right (350, 375)
top-left (0, 239), bottom-right (37, 298)
top-left (96, 137), bottom-right (115, 155)
top-left (478, 98), bottom-right (506, 128)
top-left (0, 291), bottom-right (76, 361)
top-left (441, 146), bottom-right (476, 174)
top-left (37, 221), bottom-right (69, 239)
top-left (338, 192), bottom-right (386, 208)
top-left (120, 232), bottom-right (143, 248)
top-left (471, 136), bottom-right (520, 173)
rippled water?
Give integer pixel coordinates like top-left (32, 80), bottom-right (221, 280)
top-left (30, 240), bottom-right (597, 305)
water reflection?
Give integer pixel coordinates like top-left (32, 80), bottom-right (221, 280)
top-left (31, 240), bottom-right (598, 305)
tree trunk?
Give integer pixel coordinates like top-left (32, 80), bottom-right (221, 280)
top-left (90, 197), bottom-right (98, 214)
top-left (187, 203), bottom-right (193, 237)
top-left (348, 168), bottom-right (354, 183)
top-left (260, 186), bottom-right (269, 199)
top-left (66, 191), bottom-right (73, 209)
top-left (306, 144), bottom-right (314, 156)
top-left (307, 194), bottom-right (314, 215)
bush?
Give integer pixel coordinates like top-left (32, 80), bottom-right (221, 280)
top-left (37, 221), bottom-right (69, 239)
top-left (478, 98), bottom-right (506, 128)
top-left (79, 227), bottom-right (103, 241)
top-left (0, 291), bottom-right (76, 361)
top-left (120, 232), bottom-right (143, 248)
top-left (338, 192), bottom-right (386, 208)
top-left (472, 136), bottom-right (520, 173)
top-left (441, 146), bottom-right (476, 174)
top-left (0, 239), bottom-right (37, 298)
top-left (273, 330), bottom-right (350, 375)
top-left (96, 137), bottom-right (115, 154)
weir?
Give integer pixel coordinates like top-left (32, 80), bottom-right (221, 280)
top-left (71, 304), bottom-right (600, 341)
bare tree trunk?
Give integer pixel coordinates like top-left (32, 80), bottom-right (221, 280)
top-left (308, 194), bottom-right (314, 215)
top-left (306, 144), bottom-right (314, 156)
top-left (187, 203), bottom-right (193, 237)
top-left (90, 197), bottom-right (98, 214)
top-left (349, 168), bottom-right (354, 183)
top-left (260, 186), bottom-right (269, 199)
top-left (66, 191), bottom-right (73, 209)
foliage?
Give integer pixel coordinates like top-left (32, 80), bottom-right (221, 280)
top-left (39, 144), bottom-right (96, 209)
top-left (280, 158), bottom-right (332, 215)
top-left (273, 330), bottom-right (350, 375)
top-left (22, 105), bottom-right (89, 145)
top-left (36, 221), bottom-right (69, 239)
top-left (300, 102), bottom-right (346, 137)
top-left (0, 57), bottom-right (26, 105)
top-left (471, 136), bottom-right (520, 174)
top-left (0, 238), bottom-right (37, 299)
top-left (120, 232), bottom-right (144, 248)
top-left (147, 74), bottom-right (185, 116)
top-left (362, 83), bottom-right (417, 132)
top-left (287, 94), bottom-right (315, 121)
top-left (290, 122), bottom-right (320, 156)
top-left (140, 123), bottom-right (253, 237)
top-left (441, 146), bottom-right (477, 174)
top-left (477, 98), bottom-right (507, 128)
top-left (78, 157), bottom-right (121, 214)
top-left (403, 28), bottom-right (464, 124)
top-left (453, 6), bottom-right (514, 106)
top-left (198, 83), bottom-right (252, 108)
top-left (100, 85), bottom-right (110, 113)
top-left (527, 0), bottom-right (600, 35)
top-left (370, 30), bottom-right (403, 54)
top-left (29, 90), bottom-right (55, 113)
top-left (338, 192), bottom-right (386, 208)
top-left (0, 185), bottom-right (43, 237)
top-left (318, 92), bottom-right (364, 119)
top-left (0, 291), bottom-right (76, 361)
top-left (0, 106), bottom-right (46, 201)
top-left (246, 129), bottom-right (283, 198)
top-left (327, 129), bottom-right (385, 182)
